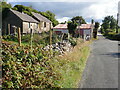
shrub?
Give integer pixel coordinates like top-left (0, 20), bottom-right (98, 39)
top-left (2, 35), bottom-right (18, 42)
top-left (2, 42), bottom-right (62, 88)
top-left (69, 37), bottom-right (77, 47)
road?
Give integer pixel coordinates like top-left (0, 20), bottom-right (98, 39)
top-left (79, 34), bottom-right (118, 88)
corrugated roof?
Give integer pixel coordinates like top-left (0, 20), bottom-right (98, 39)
top-left (79, 24), bottom-right (93, 29)
top-left (32, 12), bottom-right (51, 23)
top-left (53, 24), bottom-right (68, 29)
top-left (53, 24), bottom-right (93, 30)
top-left (10, 9), bottom-right (38, 23)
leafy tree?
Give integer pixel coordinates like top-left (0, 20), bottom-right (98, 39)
top-left (102, 16), bottom-right (117, 30)
top-left (93, 22), bottom-right (100, 38)
top-left (67, 16), bottom-right (86, 37)
top-left (1, 2), bottom-right (12, 20)
top-left (40, 11), bottom-right (59, 27)
top-left (13, 5), bottom-right (33, 16)
top-left (95, 22), bottom-right (100, 29)
top-left (71, 16), bottom-right (86, 25)
top-left (67, 21), bottom-right (77, 37)
top-left (91, 19), bottom-right (94, 24)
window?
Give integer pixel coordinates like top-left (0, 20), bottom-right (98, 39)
top-left (44, 22), bottom-right (46, 28)
top-left (29, 23), bottom-right (30, 28)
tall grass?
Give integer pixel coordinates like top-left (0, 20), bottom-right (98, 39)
top-left (56, 40), bottom-right (90, 88)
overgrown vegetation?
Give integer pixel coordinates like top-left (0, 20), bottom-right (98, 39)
top-left (2, 32), bottom-right (62, 46)
top-left (2, 42), bottom-right (61, 88)
top-left (2, 39), bottom-right (90, 88)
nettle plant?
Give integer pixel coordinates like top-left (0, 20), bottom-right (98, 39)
top-left (2, 42), bottom-right (62, 88)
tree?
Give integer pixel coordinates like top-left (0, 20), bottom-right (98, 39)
top-left (102, 16), bottom-right (117, 30)
top-left (71, 16), bottom-right (86, 25)
top-left (41, 11), bottom-right (59, 27)
top-left (95, 22), bottom-right (100, 29)
top-left (91, 19), bottom-right (94, 24)
top-left (1, 2), bottom-right (12, 20)
top-left (93, 22), bottom-right (100, 38)
top-left (67, 21), bottom-right (77, 37)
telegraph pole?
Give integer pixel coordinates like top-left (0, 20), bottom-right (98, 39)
top-left (116, 13), bottom-right (119, 33)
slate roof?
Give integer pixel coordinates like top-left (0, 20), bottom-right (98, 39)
top-left (10, 9), bottom-right (38, 23)
top-left (32, 12), bottom-right (51, 23)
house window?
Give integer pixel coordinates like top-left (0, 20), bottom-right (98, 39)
top-left (44, 22), bottom-right (46, 28)
top-left (29, 23), bottom-right (30, 28)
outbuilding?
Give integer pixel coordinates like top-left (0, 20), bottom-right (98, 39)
top-left (2, 9), bottom-right (39, 35)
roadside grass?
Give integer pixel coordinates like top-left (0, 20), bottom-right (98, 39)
top-left (56, 40), bottom-right (91, 88)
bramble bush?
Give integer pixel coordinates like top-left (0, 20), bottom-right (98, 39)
top-left (2, 42), bottom-right (62, 88)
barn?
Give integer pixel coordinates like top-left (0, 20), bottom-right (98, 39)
top-left (53, 24), bottom-right (68, 34)
top-left (2, 9), bottom-right (39, 35)
top-left (32, 12), bottom-right (52, 33)
top-left (76, 24), bottom-right (94, 40)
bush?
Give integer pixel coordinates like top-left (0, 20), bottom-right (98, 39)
top-left (2, 42), bottom-right (62, 88)
top-left (2, 35), bottom-right (18, 42)
top-left (69, 37), bottom-right (77, 47)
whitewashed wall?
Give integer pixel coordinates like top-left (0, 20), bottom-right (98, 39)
top-left (23, 22), bottom-right (39, 33)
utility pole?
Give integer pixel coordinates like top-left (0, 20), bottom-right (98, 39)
top-left (116, 13), bottom-right (119, 33)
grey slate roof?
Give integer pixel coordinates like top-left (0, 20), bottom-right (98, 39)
top-left (10, 9), bottom-right (38, 23)
top-left (32, 12), bottom-right (51, 23)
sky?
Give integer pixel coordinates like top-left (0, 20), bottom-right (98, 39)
top-left (6, 0), bottom-right (119, 24)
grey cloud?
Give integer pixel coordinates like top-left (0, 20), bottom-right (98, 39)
top-left (12, 2), bottom-right (95, 18)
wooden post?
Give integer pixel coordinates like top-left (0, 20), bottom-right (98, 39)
top-left (30, 28), bottom-right (33, 51)
top-left (61, 33), bottom-right (64, 42)
top-left (8, 24), bottom-right (10, 35)
top-left (18, 27), bottom-right (21, 46)
top-left (68, 33), bottom-right (69, 40)
top-left (50, 30), bottom-right (52, 47)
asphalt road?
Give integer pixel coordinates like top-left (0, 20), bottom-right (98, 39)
top-left (79, 34), bottom-right (119, 88)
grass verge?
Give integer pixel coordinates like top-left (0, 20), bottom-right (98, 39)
top-left (56, 40), bottom-right (91, 88)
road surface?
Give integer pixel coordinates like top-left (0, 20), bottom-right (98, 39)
top-left (79, 34), bottom-right (118, 88)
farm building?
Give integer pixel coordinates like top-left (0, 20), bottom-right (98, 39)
top-left (2, 9), bottom-right (39, 35)
top-left (53, 24), bottom-right (68, 34)
top-left (76, 24), bottom-right (94, 40)
top-left (32, 12), bottom-right (52, 32)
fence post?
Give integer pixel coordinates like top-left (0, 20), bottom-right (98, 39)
top-left (8, 24), bottom-right (10, 35)
top-left (30, 28), bottom-right (33, 51)
top-left (18, 27), bottom-right (21, 46)
top-left (50, 29), bottom-right (52, 47)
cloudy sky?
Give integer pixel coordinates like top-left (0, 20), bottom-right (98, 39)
top-left (7, 0), bottom-right (119, 23)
